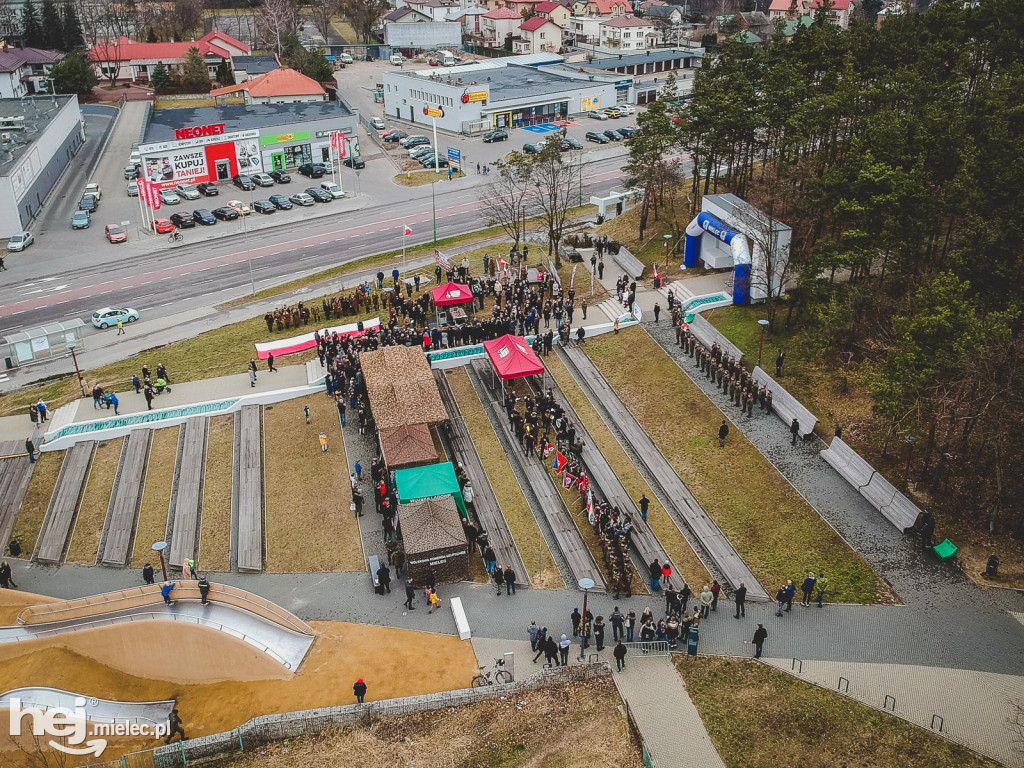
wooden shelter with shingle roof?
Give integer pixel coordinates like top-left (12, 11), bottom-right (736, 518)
top-left (398, 495), bottom-right (469, 585)
top-left (360, 346), bottom-right (447, 432)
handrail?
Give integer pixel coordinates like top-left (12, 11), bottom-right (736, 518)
top-left (0, 687), bottom-right (175, 725)
top-left (16, 583), bottom-right (313, 636)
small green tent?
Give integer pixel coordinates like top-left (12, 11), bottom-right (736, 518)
top-left (394, 461), bottom-right (467, 518)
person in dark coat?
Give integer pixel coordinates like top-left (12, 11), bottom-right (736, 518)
top-left (503, 566), bottom-right (517, 595)
top-left (164, 709), bottom-right (185, 743)
top-left (718, 420), bottom-right (729, 448)
top-left (0, 560), bottom-right (16, 589)
top-left (752, 624), bottom-right (768, 658)
top-left (353, 678), bottom-right (367, 703)
top-left (543, 635), bottom-right (558, 666)
top-left (593, 616), bottom-right (606, 651)
top-left (613, 640), bottom-right (627, 671)
top-left (791, 417), bottom-right (801, 446)
top-left (197, 575), bottom-right (211, 605)
top-left (376, 564), bottom-right (392, 594)
top-left (649, 559), bottom-right (662, 592)
top-left (142, 563), bottom-right (155, 585)
top-left (734, 582), bottom-right (747, 619)
top-left (571, 608), bottom-right (582, 637)
top-left (404, 578), bottom-right (416, 609)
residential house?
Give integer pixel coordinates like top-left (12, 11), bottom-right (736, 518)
top-left (535, 0), bottom-right (572, 28)
top-left (875, 1), bottom-right (906, 28)
top-left (89, 31), bottom-right (250, 83)
top-left (810, 0), bottom-right (858, 28)
top-left (780, 14), bottom-right (814, 35)
top-left (636, 0), bottom-right (667, 10)
top-left (568, 15), bottom-right (605, 46)
top-left (513, 17), bottom-right (563, 53)
top-left (447, 6), bottom-right (490, 33)
top-left (739, 11), bottom-right (774, 38)
top-left (767, 0), bottom-right (810, 20)
top-left (479, 6), bottom-right (523, 47)
top-left (505, 0), bottom-right (546, 16)
top-left (640, 4), bottom-right (685, 45)
top-left (404, 0), bottom-right (461, 22)
top-left (571, 0), bottom-right (632, 17)
top-left (231, 54), bottom-right (280, 84)
top-left (384, 6), bottom-right (434, 22)
top-left (210, 68), bottom-right (326, 105)
top-left (0, 45), bottom-right (64, 99)
top-left (598, 15), bottom-right (656, 54)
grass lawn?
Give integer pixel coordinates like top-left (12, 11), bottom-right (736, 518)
top-left (264, 400), bottom-right (361, 572)
top-left (10, 452), bottom-right (61, 559)
top-left (587, 329), bottom-right (881, 604)
top-left (200, 415), bottom-right (234, 573)
top-left (219, 675), bottom-right (640, 768)
top-left (676, 656), bottom-right (998, 768)
top-left (130, 427), bottom-right (177, 569)
top-left (66, 438), bottom-right (123, 565)
top-left (545, 352), bottom-right (712, 589)
top-left (393, 169), bottom-right (467, 187)
top-left (595, 191), bottom-right (691, 280)
top-left (445, 368), bottom-right (562, 589)
top-left (331, 17), bottom-right (359, 43)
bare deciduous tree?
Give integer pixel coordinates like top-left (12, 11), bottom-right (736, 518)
top-left (528, 138), bottom-right (583, 268)
top-left (484, 151), bottom-right (535, 251)
top-left (304, 0), bottom-right (336, 43)
top-left (340, 0), bottom-right (388, 43)
top-left (75, 0), bottom-right (140, 84)
top-left (257, 0), bottom-right (300, 55)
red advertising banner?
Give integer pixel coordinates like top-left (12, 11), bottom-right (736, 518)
top-left (331, 131), bottom-right (347, 158)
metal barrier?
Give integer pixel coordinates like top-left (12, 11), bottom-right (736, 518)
top-left (622, 641), bottom-right (670, 658)
top-left (838, 676), bottom-right (849, 693)
top-left (792, 658), bottom-right (803, 673)
top-left (930, 714), bottom-right (944, 733)
top-left (884, 694), bottom-right (897, 712)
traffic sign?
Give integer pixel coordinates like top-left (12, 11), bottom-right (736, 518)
top-left (447, 146), bottom-right (461, 171)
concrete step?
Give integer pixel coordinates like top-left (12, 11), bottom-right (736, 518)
top-left (595, 297), bottom-right (625, 323)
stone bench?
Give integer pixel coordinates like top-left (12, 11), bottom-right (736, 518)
top-left (368, 554), bottom-right (382, 590)
top-left (612, 247), bottom-right (644, 279)
top-left (690, 314), bottom-right (744, 363)
top-left (820, 436), bottom-right (874, 489)
top-left (752, 366), bottom-right (818, 439)
top-left (35, 441), bottom-right (95, 564)
top-left (450, 596), bottom-right (471, 640)
top-left (235, 406), bottom-right (264, 573)
top-left (820, 437), bottom-right (921, 530)
top-left (168, 417), bottom-right (208, 569)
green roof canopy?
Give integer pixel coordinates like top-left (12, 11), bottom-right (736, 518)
top-left (394, 461), bottom-right (467, 518)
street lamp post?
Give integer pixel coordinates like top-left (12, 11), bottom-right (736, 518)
top-left (152, 540), bottom-right (169, 581)
top-left (241, 209), bottom-right (255, 297)
top-left (431, 181), bottom-right (438, 246)
top-left (662, 234), bottom-right (672, 287)
top-left (578, 577), bottom-right (594, 660)
top-left (66, 341), bottom-right (85, 397)
top-left (757, 319), bottom-right (770, 367)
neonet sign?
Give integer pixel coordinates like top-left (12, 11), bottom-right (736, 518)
top-left (174, 123), bottom-right (226, 140)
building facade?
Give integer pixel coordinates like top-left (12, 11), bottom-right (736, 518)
top-left (0, 46), bottom-right (64, 99)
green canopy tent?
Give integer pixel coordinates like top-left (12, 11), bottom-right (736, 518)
top-left (394, 461), bottom-right (467, 519)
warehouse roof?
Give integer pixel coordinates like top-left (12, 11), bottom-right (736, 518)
top-left (143, 101), bottom-right (354, 142)
top-left (585, 47), bottom-right (704, 69)
top-left (0, 96), bottom-right (77, 177)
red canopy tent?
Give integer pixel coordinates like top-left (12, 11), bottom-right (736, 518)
top-left (483, 334), bottom-right (545, 394)
top-left (431, 281), bottom-right (475, 325)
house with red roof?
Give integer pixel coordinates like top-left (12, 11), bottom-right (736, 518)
top-left (598, 15), bottom-right (655, 53)
top-left (478, 6), bottom-right (523, 47)
top-left (810, 0), bottom-right (858, 28)
top-left (89, 31), bottom-right (250, 84)
top-left (513, 17), bottom-right (564, 53)
top-left (535, 0), bottom-right (572, 27)
top-left (210, 68), bottom-right (326, 105)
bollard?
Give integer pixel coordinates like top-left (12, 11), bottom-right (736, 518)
top-left (792, 658), bottom-right (803, 673)
top-left (884, 695), bottom-right (896, 712)
top-left (838, 676), bottom-right (849, 693)
top-left (930, 714), bottom-right (944, 733)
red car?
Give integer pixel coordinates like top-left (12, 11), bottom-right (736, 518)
top-left (105, 224), bottom-right (127, 243)
top-left (152, 217), bottom-right (175, 234)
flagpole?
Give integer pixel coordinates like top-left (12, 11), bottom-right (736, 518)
top-left (402, 227), bottom-right (406, 278)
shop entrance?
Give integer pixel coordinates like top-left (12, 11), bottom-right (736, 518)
top-left (272, 153), bottom-right (285, 172)
top-left (215, 159), bottom-right (231, 180)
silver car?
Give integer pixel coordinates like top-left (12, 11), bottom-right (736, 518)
top-left (160, 189), bottom-right (181, 205)
top-left (126, 180), bottom-right (139, 197)
top-left (7, 231), bottom-right (33, 251)
top-left (175, 184), bottom-right (201, 200)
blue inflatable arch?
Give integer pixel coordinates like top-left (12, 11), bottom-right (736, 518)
top-left (683, 212), bottom-right (751, 304)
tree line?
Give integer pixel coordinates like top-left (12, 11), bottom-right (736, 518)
top-left (628, 0), bottom-right (1024, 536)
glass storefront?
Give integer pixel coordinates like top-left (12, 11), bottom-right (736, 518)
top-left (490, 101), bottom-right (568, 128)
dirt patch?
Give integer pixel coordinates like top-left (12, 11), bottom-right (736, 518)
top-left (676, 656), bottom-right (998, 768)
top-left (445, 368), bottom-right (562, 589)
top-left (587, 329), bottom-right (881, 604)
top-left (10, 452), bottom-right (61, 560)
top-left (200, 415), bottom-right (234, 573)
top-left (545, 352), bottom-right (712, 589)
top-left (264, 402), bottom-right (361, 572)
top-left (130, 427), bottom-right (178, 570)
top-left (218, 675), bottom-right (640, 768)
top-left (65, 438), bottom-right (123, 565)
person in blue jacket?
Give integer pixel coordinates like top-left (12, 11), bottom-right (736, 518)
top-left (161, 581), bottom-right (177, 605)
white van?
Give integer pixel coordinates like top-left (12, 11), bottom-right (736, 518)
top-left (438, 50), bottom-right (457, 67)
top-left (338, 52), bottom-right (354, 64)
top-left (390, 54), bottom-right (404, 66)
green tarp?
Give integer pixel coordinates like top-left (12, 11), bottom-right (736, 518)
top-left (394, 461), bottom-right (467, 518)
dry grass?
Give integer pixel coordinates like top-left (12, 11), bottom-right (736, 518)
top-left (200, 415), bottom-right (234, 573)
top-left (445, 368), bottom-right (562, 589)
top-left (545, 352), bottom-right (713, 589)
top-left (586, 329), bottom-right (881, 604)
top-left (131, 427), bottom-right (178, 569)
top-left (676, 656), bottom-right (998, 768)
top-left (264, 401), bottom-right (361, 572)
top-left (10, 452), bottom-right (61, 559)
top-left (65, 438), bottom-right (123, 565)
top-left (220, 675), bottom-right (640, 768)
top-left (392, 169), bottom-right (467, 187)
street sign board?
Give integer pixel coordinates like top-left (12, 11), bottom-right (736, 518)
top-left (447, 146), bottom-right (461, 171)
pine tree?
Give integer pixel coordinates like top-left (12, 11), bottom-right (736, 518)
top-left (40, 0), bottom-right (64, 51)
top-left (61, 2), bottom-right (85, 51)
top-left (21, 0), bottom-right (44, 48)
top-left (48, 50), bottom-right (98, 95)
top-left (215, 58), bottom-right (235, 86)
top-left (300, 48), bottom-right (333, 83)
top-left (181, 46), bottom-right (211, 92)
top-left (150, 61), bottom-right (172, 90)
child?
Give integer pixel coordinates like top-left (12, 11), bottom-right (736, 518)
top-left (319, 432), bottom-right (328, 452)
top-left (428, 588), bottom-right (441, 614)
top-left (304, 404), bottom-right (311, 425)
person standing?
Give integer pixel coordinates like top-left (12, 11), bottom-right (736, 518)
top-left (718, 420), bottom-right (729, 448)
top-left (428, 588), bottom-right (441, 613)
top-left (752, 624), bottom-right (768, 658)
top-left (775, 584), bottom-right (787, 617)
top-left (784, 580), bottom-right (796, 611)
top-left (609, 607), bottom-right (624, 642)
top-left (376, 563), bottom-right (392, 594)
top-left (559, 634), bottom-right (571, 666)
top-left (352, 486), bottom-right (364, 517)
top-left (571, 607), bottom-right (582, 637)
top-left (613, 640), bottom-right (627, 671)
top-left (503, 566), bottom-right (517, 595)
top-left (775, 350), bottom-right (785, 378)
top-left (543, 634), bottom-right (558, 666)
top-left (680, 582), bottom-right (692, 613)
top-left (353, 678), bottom-right (367, 704)
top-left (528, 621), bottom-right (541, 651)
top-left (304, 404), bottom-right (311, 424)
top-left (144, 386), bottom-right (154, 411)
top-left (404, 577), bottom-right (416, 609)
top-left (699, 585), bottom-right (713, 618)
top-left (197, 575), bottom-right (211, 605)
top-left (649, 559), bottom-right (662, 592)
top-left (791, 417), bottom-right (800, 446)
top-left (733, 582), bottom-right (747, 619)
top-left (483, 545), bottom-right (497, 574)
top-left (36, 400), bottom-right (48, 422)
top-left (626, 608), bottom-right (637, 642)
top-left (801, 572), bottom-right (817, 607)
top-left (267, 353), bottom-right (277, 372)
top-left (593, 616), bottom-right (606, 651)
top-left (653, 303), bottom-right (661, 323)
top-left (142, 562), bottom-right (155, 585)
top-left (710, 579), bottom-right (721, 612)
top-left (116, 317), bottom-right (125, 335)
top-left (0, 560), bottom-right (17, 589)
top-left (638, 494), bottom-right (649, 522)
top-left (24, 437), bottom-right (34, 464)
top-left (532, 627), bottom-right (548, 662)
top-left (815, 572), bottom-right (829, 607)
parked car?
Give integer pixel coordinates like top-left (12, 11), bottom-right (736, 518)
top-left (390, 54), bottom-right (404, 66)
top-left (91, 306), bottom-right (138, 329)
top-left (616, 126), bottom-right (636, 139)
top-left (585, 131), bottom-right (610, 144)
top-left (268, 170), bottom-right (291, 184)
top-left (232, 174), bottom-right (255, 191)
top-left (339, 52), bottom-right (354, 65)
top-left (251, 172), bottom-right (276, 187)
top-left (197, 182), bottom-right (219, 197)
top-left (170, 212), bottom-right (196, 229)
top-left (370, 117), bottom-right (385, 130)
top-left (83, 182), bottom-right (102, 200)
top-left (603, 129), bottom-right (623, 141)
top-left (320, 181), bottom-right (345, 198)
top-left (7, 232), bottom-right (33, 251)
top-left (72, 210), bottom-right (91, 230)
top-left (410, 146), bottom-right (435, 161)
top-left (587, 110), bottom-right (610, 120)
top-left (175, 184), bottom-right (201, 200)
top-left (342, 155), bottom-right (365, 169)
top-left (152, 217), bottom-right (175, 234)
top-left (226, 199), bottom-right (252, 216)
top-left (124, 164), bottom-right (139, 180)
top-left (383, 130), bottom-right (408, 143)
top-left (400, 135), bottom-right (430, 148)
top-left (482, 129), bottom-right (509, 143)
top-left (616, 104), bottom-right (636, 115)
top-left (420, 154), bottom-right (448, 168)
top-left (126, 180), bottom-right (139, 196)
top-left (298, 163), bottom-right (327, 178)
top-left (192, 209), bottom-right (216, 225)
top-left (79, 194), bottom-right (98, 213)
top-left (252, 199), bottom-right (277, 214)
top-left (269, 194), bottom-right (293, 210)
top-left (289, 192), bottom-right (315, 206)
top-left (561, 136), bottom-right (583, 150)
top-left (523, 143), bottom-right (543, 154)
top-left (104, 223), bottom-right (127, 243)
top-left (602, 107), bottom-right (624, 118)
top-left (159, 189), bottom-right (181, 205)
top-left (306, 187), bottom-right (332, 203)
top-left (212, 206), bottom-right (239, 221)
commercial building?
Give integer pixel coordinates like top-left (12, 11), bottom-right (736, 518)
top-left (0, 95), bottom-right (85, 233)
top-left (584, 47), bottom-right (703, 103)
top-left (382, 55), bottom-right (630, 132)
top-left (138, 100), bottom-right (358, 186)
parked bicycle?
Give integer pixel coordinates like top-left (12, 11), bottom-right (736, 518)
top-left (168, 230), bottom-right (183, 243)
top-left (471, 657), bottom-right (513, 687)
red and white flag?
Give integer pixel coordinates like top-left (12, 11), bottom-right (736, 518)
top-left (562, 473), bottom-right (577, 490)
top-left (403, 224), bottom-right (412, 236)
top-left (552, 451), bottom-right (568, 474)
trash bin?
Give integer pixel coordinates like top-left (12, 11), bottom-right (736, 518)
top-left (8, 539), bottom-right (21, 557)
top-left (933, 538), bottom-right (958, 562)
top-left (687, 625), bottom-right (699, 656)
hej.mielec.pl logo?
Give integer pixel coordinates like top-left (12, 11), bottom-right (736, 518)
top-left (8, 697), bottom-right (170, 756)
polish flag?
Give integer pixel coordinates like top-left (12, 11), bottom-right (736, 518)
top-left (404, 224), bottom-right (412, 235)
